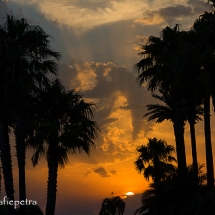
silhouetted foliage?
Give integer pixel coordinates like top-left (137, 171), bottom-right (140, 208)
top-left (134, 164), bottom-right (213, 215)
top-left (99, 196), bottom-right (125, 215)
top-left (134, 138), bottom-right (176, 188)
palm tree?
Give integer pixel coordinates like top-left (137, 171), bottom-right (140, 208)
top-left (190, 10), bottom-right (215, 189)
top-left (27, 79), bottom-right (100, 215)
top-left (134, 137), bottom-right (176, 188)
top-left (134, 164), bottom-right (211, 215)
top-left (99, 196), bottom-right (125, 215)
top-left (0, 14), bottom-right (61, 214)
top-left (134, 25), bottom-right (188, 186)
top-left (143, 88), bottom-right (204, 185)
top-left (0, 23), bottom-right (16, 215)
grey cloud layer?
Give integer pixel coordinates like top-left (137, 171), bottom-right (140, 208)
top-left (135, 0), bottom-right (208, 26)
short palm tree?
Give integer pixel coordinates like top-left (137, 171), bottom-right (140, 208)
top-left (27, 79), bottom-right (100, 215)
top-left (99, 196), bottom-right (125, 215)
top-left (134, 138), bottom-right (176, 188)
top-left (134, 164), bottom-right (210, 215)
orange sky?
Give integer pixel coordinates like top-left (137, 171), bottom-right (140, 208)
top-left (1, 0), bottom-right (215, 215)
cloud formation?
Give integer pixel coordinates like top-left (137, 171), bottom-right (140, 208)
top-left (94, 167), bottom-right (110, 177)
top-left (56, 60), bottom-right (159, 169)
top-left (134, 3), bottom-right (202, 25)
top-left (133, 0), bottom-right (208, 27)
top-left (9, 0), bottom-right (149, 31)
top-left (59, 60), bottom-right (155, 142)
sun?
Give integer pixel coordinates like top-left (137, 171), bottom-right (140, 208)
top-left (125, 192), bottom-right (134, 196)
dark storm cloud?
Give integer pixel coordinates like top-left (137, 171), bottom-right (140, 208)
top-left (94, 167), bottom-right (110, 177)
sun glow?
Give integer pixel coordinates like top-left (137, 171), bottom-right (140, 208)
top-left (125, 192), bottom-right (134, 196)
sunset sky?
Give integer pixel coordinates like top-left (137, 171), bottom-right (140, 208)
top-left (0, 0), bottom-right (215, 215)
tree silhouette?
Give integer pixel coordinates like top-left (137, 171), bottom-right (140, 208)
top-left (134, 164), bottom-right (212, 215)
top-left (190, 9), bottom-right (215, 189)
top-left (134, 137), bottom-right (176, 188)
top-left (27, 79), bottom-right (100, 215)
top-left (99, 196), bottom-right (125, 215)
top-left (134, 25), bottom-right (187, 187)
top-left (143, 88), bottom-right (203, 185)
top-left (0, 14), bottom-right (60, 215)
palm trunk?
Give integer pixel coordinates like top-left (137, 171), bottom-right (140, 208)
top-left (188, 121), bottom-right (198, 186)
top-left (14, 114), bottom-right (26, 215)
top-left (203, 94), bottom-right (214, 189)
top-left (0, 112), bottom-right (16, 215)
top-left (153, 158), bottom-right (161, 190)
top-left (46, 142), bottom-right (58, 215)
top-left (172, 93), bottom-right (187, 187)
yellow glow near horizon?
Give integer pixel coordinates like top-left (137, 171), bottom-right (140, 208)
top-left (125, 192), bottom-right (134, 195)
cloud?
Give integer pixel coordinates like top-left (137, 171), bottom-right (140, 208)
top-left (94, 167), bottom-right (110, 177)
top-left (134, 1), bottom-right (208, 26)
top-left (187, 0), bottom-right (209, 14)
top-left (54, 60), bottom-right (161, 168)
top-left (110, 170), bottom-right (117, 174)
top-left (134, 4), bottom-right (193, 25)
top-left (10, 0), bottom-right (149, 31)
top-left (59, 60), bottom-right (156, 144)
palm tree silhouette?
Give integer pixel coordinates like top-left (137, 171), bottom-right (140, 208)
top-left (134, 137), bottom-right (176, 188)
top-left (190, 9), bottom-right (215, 189)
top-left (0, 15), bottom-right (61, 215)
top-left (134, 164), bottom-right (211, 215)
top-left (99, 196), bottom-right (125, 215)
top-left (143, 88), bottom-right (203, 185)
top-left (133, 25), bottom-right (188, 186)
top-left (27, 79), bottom-right (100, 215)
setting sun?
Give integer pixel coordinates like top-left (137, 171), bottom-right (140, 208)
top-left (125, 192), bottom-right (134, 196)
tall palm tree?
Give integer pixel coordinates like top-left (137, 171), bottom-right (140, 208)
top-left (0, 113), bottom-right (15, 215)
top-left (99, 196), bottom-right (125, 215)
top-left (190, 10), bottom-right (215, 189)
top-left (27, 79), bottom-right (100, 215)
top-left (143, 88), bottom-right (204, 185)
top-left (134, 26), bottom-right (187, 186)
top-left (134, 138), bottom-right (176, 188)
top-left (0, 14), bottom-right (61, 214)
